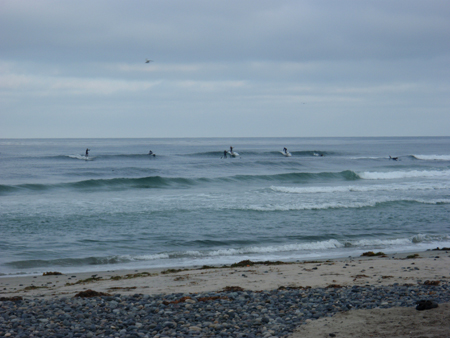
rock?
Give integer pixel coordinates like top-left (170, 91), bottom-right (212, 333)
top-left (415, 300), bottom-right (439, 311)
top-left (0, 296), bottom-right (23, 301)
top-left (43, 271), bottom-right (62, 276)
top-left (73, 289), bottom-right (111, 298)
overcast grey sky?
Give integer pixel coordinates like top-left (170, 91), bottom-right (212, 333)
top-left (1, 0), bottom-right (449, 138)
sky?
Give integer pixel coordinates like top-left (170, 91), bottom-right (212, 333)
top-left (1, 0), bottom-right (450, 138)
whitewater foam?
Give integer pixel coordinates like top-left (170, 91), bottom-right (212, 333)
top-left (413, 154), bottom-right (450, 161)
top-left (359, 169), bottom-right (450, 180)
top-left (240, 197), bottom-right (450, 212)
top-left (270, 182), bottom-right (449, 194)
top-left (68, 154), bottom-right (94, 161)
top-left (207, 240), bottom-right (344, 256)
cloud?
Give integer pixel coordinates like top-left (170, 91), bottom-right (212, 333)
top-left (0, 72), bottom-right (160, 96)
top-left (3, 1), bottom-right (450, 63)
top-left (1, 0), bottom-right (450, 137)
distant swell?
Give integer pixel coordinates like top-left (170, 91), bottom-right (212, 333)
top-left (291, 150), bottom-right (331, 157)
top-left (185, 150), bottom-right (334, 157)
top-left (228, 170), bottom-right (360, 183)
top-left (0, 176), bottom-right (199, 194)
top-left (70, 176), bottom-right (197, 189)
top-left (0, 170), bottom-right (360, 194)
top-left (66, 154), bottom-right (157, 160)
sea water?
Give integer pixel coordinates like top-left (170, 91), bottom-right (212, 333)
top-left (1, 137), bottom-right (450, 276)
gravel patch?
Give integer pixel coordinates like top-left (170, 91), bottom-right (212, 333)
top-left (1, 282), bottom-right (449, 337)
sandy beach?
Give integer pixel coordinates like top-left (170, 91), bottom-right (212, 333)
top-left (1, 248), bottom-right (449, 337)
top-left (2, 249), bottom-right (449, 299)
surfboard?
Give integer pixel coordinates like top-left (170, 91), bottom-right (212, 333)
top-left (69, 154), bottom-right (93, 160)
top-left (227, 151), bottom-right (239, 157)
top-left (280, 151), bottom-right (292, 157)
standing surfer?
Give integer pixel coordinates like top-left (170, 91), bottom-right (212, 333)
top-left (85, 148), bottom-right (90, 157)
top-left (283, 147), bottom-right (288, 154)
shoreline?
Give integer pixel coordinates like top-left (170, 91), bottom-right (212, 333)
top-left (1, 245), bottom-right (445, 278)
top-left (1, 248), bottom-right (448, 300)
top-left (1, 248), bottom-right (450, 337)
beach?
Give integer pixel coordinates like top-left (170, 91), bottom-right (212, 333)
top-left (1, 249), bottom-right (449, 337)
top-left (2, 136), bottom-right (450, 337)
top-left (1, 249), bottom-right (449, 299)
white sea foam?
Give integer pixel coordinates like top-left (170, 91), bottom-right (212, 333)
top-left (350, 238), bottom-right (412, 247)
top-left (359, 169), bottom-right (450, 180)
top-left (145, 240), bottom-right (345, 259)
top-left (132, 253), bottom-right (170, 261)
top-left (242, 197), bottom-right (396, 211)
top-left (270, 182), bottom-right (448, 194)
top-left (68, 154), bottom-right (93, 161)
top-left (131, 236), bottom-right (450, 264)
top-left (244, 201), bottom-right (379, 211)
top-left (204, 240), bottom-right (345, 256)
top-left (413, 154), bottom-right (450, 161)
top-left (414, 199), bottom-right (450, 205)
top-left (240, 196), bottom-right (450, 212)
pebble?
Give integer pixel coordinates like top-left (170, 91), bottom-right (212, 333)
top-left (0, 282), bottom-right (449, 337)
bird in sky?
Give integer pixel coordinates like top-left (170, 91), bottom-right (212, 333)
top-left (145, 59), bottom-right (153, 63)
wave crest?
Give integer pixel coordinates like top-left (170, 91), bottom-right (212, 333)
top-left (412, 154), bottom-right (450, 161)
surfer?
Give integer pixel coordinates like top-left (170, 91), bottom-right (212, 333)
top-left (85, 148), bottom-right (90, 157)
top-left (230, 146), bottom-right (233, 154)
top-left (283, 147), bottom-right (288, 154)
top-left (223, 150), bottom-right (227, 158)
top-left (148, 150), bottom-right (153, 155)
top-left (389, 155), bottom-right (398, 161)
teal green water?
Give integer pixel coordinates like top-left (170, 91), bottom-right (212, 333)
top-left (1, 137), bottom-right (450, 276)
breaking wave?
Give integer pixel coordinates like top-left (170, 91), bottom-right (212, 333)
top-left (6, 234), bottom-right (449, 274)
top-left (270, 182), bottom-right (450, 194)
top-left (412, 154), bottom-right (450, 161)
top-left (358, 169), bottom-right (450, 180)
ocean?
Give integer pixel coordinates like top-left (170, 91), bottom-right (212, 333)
top-left (1, 137), bottom-right (450, 276)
